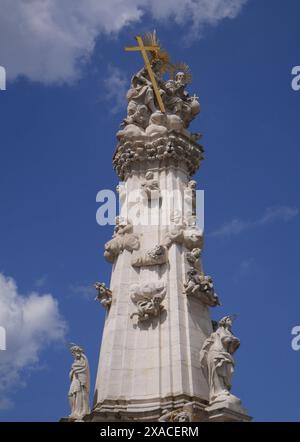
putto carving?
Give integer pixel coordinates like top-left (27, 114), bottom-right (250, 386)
top-left (162, 211), bottom-right (203, 251)
top-left (131, 244), bottom-right (168, 268)
top-left (184, 269), bottom-right (220, 307)
top-left (68, 344), bottom-right (90, 421)
top-left (130, 281), bottom-right (166, 322)
top-left (104, 217), bottom-right (140, 263)
top-left (141, 171), bottom-right (160, 200)
top-left (200, 316), bottom-right (245, 412)
top-left (186, 247), bottom-right (202, 270)
top-left (94, 282), bottom-right (112, 309)
top-left (184, 179), bottom-right (197, 217)
top-left (158, 402), bottom-right (194, 422)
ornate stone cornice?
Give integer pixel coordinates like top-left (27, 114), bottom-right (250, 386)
top-left (113, 131), bottom-right (204, 180)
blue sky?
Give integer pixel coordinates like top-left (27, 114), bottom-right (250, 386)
top-left (0, 0), bottom-right (300, 421)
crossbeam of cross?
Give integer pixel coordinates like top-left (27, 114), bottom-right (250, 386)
top-left (125, 36), bottom-right (166, 113)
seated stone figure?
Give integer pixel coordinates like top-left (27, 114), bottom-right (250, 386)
top-left (125, 59), bottom-right (165, 125)
top-left (164, 71), bottom-right (200, 128)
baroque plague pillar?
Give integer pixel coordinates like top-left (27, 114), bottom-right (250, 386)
top-left (89, 33), bottom-right (250, 422)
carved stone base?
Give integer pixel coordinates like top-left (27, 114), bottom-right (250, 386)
top-left (205, 403), bottom-right (252, 422)
top-left (86, 396), bottom-right (209, 422)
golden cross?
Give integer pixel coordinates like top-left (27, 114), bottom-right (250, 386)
top-left (125, 35), bottom-right (166, 113)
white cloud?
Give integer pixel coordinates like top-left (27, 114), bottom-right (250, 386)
top-left (210, 205), bottom-right (299, 238)
top-left (210, 218), bottom-right (250, 237)
top-left (0, 0), bottom-right (248, 84)
top-left (0, 273), bottom-right (67, 409)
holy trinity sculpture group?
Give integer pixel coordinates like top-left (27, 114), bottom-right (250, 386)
top-left (66, 32), bottom-right (249, 423)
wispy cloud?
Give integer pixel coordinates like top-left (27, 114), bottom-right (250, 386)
top-left (259, 206), bottom-right (299, 224)
top-left (0, 273), bottom-right (67, 409)
top-left (69, 283), bottom-right (95, 300)
top-left (0, 0), bottom-right (249, 84)
top-left (104, 65), bottom-right (128, 114)
top-left (210, 205), bottom-right (299, 238)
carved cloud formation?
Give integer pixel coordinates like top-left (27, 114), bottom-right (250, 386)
top-left (0, 273), bottom-right (67, 409)
top-left (0, 0), bottom-right (248, 84)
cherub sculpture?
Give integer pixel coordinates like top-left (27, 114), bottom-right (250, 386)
top-left (184, 269), bottom-right (220, 307)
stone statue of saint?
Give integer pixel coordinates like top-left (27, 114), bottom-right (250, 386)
top-left (125, 59), bottom-right (165, 127)
top-left (200, 316), bottom-right (241, 407)
top-left (164, 71), bottom-right (200, 127)
top-left (68, 344), bottom-right (90, 420)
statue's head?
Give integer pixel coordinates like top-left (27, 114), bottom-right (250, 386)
top-left (188, 180), bottom-right (197, 190)
top-left (153, 294), bottom-right (162, 306)
top-left (95, 282), bottom-right (106, 294)
top-left (175, 71), bottom-right (186, 85)
top-left (70, 344), bottom-right (84, 359)
top-left (151, 58), bottom-right (163, 74)
top-left (218, 315), bottom-right (236, 329)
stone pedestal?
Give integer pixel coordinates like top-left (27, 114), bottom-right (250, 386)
top-left (205, 404), bottom-right (252, 422)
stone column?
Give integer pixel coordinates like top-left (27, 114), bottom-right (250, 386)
top-left (90, 126), bottom-right (220, 421)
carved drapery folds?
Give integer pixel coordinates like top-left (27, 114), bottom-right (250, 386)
top-left (184, 269), bottom-right (220, 307)
top-left (104, 217), bottom-right (140, 263)
top-left (95, 282), bottom-right (112, 309)
top-left (130, 281), bottom-right (166, 323)
top-left (68, 344), bottom-right (90, 421)
top-left (200, 316), bottom-right (245, 413)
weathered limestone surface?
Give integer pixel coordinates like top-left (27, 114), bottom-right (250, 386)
top-left (91, 162), bottom-right (213, 421)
